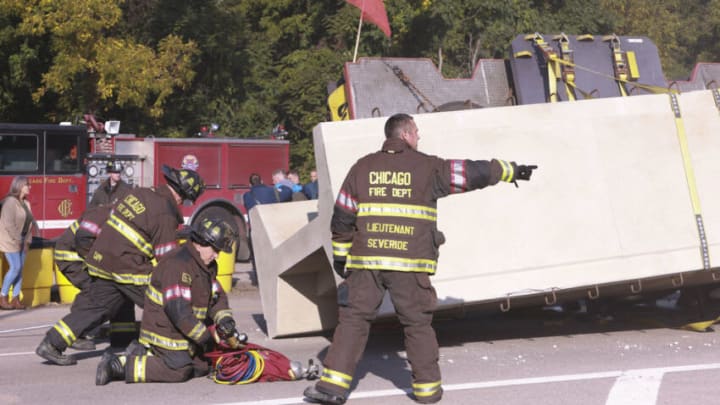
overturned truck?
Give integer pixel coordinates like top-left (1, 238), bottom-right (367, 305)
top-left (252, 34), bottom-right (720, 338)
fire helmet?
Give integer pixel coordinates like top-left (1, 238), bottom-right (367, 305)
top-left (161, 164), bottom-right (205, 202)
top-left (191, 217), bottom-right (236, 253)
top-left (106, 161), bottom-right (123, 174)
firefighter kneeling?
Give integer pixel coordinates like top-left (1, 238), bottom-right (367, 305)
top-left (96, 217), bottom-right (240, 385)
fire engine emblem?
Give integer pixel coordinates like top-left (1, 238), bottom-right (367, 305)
top-left (181, 154), bottom-right (199, 171)
top-left (58, 199), bottom-right (73, 218)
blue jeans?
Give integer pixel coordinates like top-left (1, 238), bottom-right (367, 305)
top-left (2, 251), bottom-right (26, 298)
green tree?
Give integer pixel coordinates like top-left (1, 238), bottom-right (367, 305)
top-left (0, 0), bottom-right (198, 126)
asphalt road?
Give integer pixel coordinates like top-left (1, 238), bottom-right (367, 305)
top-left (2, 267), bottom-right (720, 405)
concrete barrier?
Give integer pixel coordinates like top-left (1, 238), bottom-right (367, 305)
top-left (251, 89), bottom-right (720, 338)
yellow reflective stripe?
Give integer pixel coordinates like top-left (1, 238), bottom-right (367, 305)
top-left (347, 255), bottom-right (437, 273)
top-left (53, 249), bottom-right (83, 262)
top-left (132, 356), bottom-right (147, 383)
top-left (111, 322), bottom-right (138, 333)
top-left (413, 380), bottom-right (442, 397)
top-left (668, 94), bottom-right (710, 269)
top-left (332, 241), bottom-right (352, 257)
top-left (193, 306), bottom-right (207, 320)
top-left (107, 213), bottom-right (154, 259)
top-left (213, 310), bottom-right (233, 325)
top-left (70, 220), bottom-right (79, 234)
top-left (86, 262), bottom-right (151, 285)
top-left (53, 320), bottom-right (77, 346)
top-left (145, 284), bottom-right (163, 306)
top-left (188, 323), bottom-right (208, 341)
top-left (498, 160), bottom-right (514, 182)
top-left (139, 329), bottom-right (190, 351)
top-left (357, 203), bottom-right (437, 221)
top-left (320, 368), bottom-right (352, 390)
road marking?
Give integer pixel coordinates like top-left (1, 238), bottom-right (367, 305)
top-left (0, 324), bottom-right (54, 334)
top-left (215, 363), bottom-right (720, 405)
top-left (0, 352), bottom-right (36, 357)
top-left (606, 369), bottom-right (663, 405)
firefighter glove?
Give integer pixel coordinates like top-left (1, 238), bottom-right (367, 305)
top-left (333, 260), bottom-right (348, 279)
top-left (514, 164), bottom-right (537, 181)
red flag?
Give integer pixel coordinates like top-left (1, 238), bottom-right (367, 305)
top-left (346, 0), bottom-right (392, 38)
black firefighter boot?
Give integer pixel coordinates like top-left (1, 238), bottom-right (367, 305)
top-left (303, 386), bottom-right (346, 405)
top-left (70, 337), bottom-right (96, 351)
top-left (36, 336), bottom-right (77, 366)
top-left (96, 352), bottom-right (125, 386)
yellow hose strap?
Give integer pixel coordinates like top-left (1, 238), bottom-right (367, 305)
top-left (669, 94), bottom-right (710, 269)
top-left (554, 33), bottom-right (577, 101)
top-left (681, 316), bottom-right (720, 332)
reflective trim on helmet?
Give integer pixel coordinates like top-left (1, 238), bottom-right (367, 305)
top-left (213, 309), bottom-right (233, 325)
top-left (69, 220), bottom-right (80, 235)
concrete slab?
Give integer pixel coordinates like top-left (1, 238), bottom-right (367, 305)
top-left (252, 90), bottom-right (720, 337)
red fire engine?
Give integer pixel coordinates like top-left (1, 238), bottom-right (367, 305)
top-left (0, 121), bottom-right (289, 261)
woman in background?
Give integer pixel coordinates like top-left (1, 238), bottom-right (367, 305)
top-left (0, 176), bottom-right (34, 310)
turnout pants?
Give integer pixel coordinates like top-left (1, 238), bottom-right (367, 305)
top-left (125, 346), bottom-right (209, 383)
top-left (47, 278), bottom-right (140, 350)
top-left (56, 260), bottom-right (92, 291)
top-left (316, 270), bottom-right (442, 401)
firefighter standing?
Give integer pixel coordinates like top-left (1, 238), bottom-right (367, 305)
top-left (95, 217), bottom-right (242, 385)
top-left (36, 165), bottom-right (205, 366)
top-left (89, 161), bottom-right (132, 208)
top-left (303, 113), bottom-right (537, 404)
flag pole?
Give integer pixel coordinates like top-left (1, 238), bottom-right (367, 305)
top-left (352, 2), bottom-right (365, 63)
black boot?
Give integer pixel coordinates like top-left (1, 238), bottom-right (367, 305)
top-left (36, 337), bottom-right (77, 366)
top-left (70, 337), bottom-right (96, 351)
top-left (303, 386), bottom-right (346, 405)
top-left (96, 352), bottom-right (125, 386)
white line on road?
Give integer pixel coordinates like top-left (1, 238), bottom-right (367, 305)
top-left (0, 324), bottom-right (54, 334)
top-left (605, 369), bottom-right (663, 405)
top-left (0, 351), bottom-right (36, 358)
top-left (214, 363), bottom-right (720, 405)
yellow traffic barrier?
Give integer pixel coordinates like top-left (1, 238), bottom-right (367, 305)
top-left (0, 245), bottom-right (54, 307)
top-left (216, 242), bottom-right (237, 294)
top-left (55, 263), bottom-right (81, 304)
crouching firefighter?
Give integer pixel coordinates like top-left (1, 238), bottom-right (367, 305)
top-left (36, 165), bottom-right (205, 366)
top-left (51, 205), bottom-right (137, 351)
top-left (96, 217), bottom-right (243, 385)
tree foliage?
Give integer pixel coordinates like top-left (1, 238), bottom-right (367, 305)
top-left (1, 0), bottom-right (719, 173)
